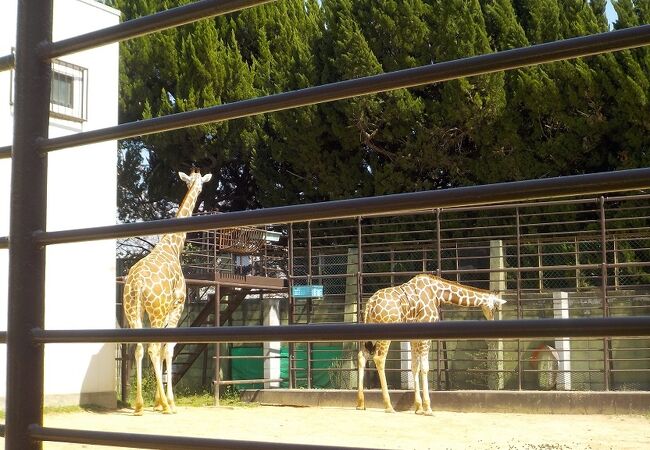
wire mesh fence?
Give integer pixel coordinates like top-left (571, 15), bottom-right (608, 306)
top-left (283, 194), bottom-right (650, 392)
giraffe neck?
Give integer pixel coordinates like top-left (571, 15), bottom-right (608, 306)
top-left (161, 179), bottom-right (202, 256)
top-left (427, 275), bottom-right (493, 308)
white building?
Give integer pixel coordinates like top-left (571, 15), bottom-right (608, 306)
top-left (0, 0), bottom-right (120, 408)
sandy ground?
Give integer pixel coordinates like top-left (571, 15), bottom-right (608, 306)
top-left (1, 404), bottom-right (649, 449)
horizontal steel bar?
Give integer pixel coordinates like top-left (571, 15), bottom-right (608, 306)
top-left (0, 237), bottom-right (7, 249)
top-left (43, 0), bottom-right (274, 60)
top-left (34, 168), bottom-right (650, 245)
top-left (32, 317), bottom-right (650, 344)
top-left (0, 332), bottom-right (5, 343)
top-left (0, 145), bottom-right (11, 160)
top-left (215, 378), bottom-right (283, 385)
top-left (40, 25), bottom-right (650, 151)
top-left (29, 425), bottom-right (374, 450)
top-left (0, 53), bottom-right (14, 72)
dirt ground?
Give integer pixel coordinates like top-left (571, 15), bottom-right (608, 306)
top-left (1, 404), bottom-right (649, 449)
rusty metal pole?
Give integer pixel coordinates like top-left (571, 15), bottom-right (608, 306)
top-left (357, 217), bottom-right (363, 323)
top-left (306, 221), bottom-right (312, 389)
top-left (516, 207), bottom-right (523, 390)
top-left (214, 283), bottom-right (221, 406)
top-left (599, 197), bottom-right (611, 391)
top-left (288, 223), bottom-right (295, 389)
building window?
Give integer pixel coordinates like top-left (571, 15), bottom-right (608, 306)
top-left (51, 71), bottom-right (74, 109)
top-left (48, 59), bottom-right (88, 122)
top-left (10, 54), bottom-right (88, 122)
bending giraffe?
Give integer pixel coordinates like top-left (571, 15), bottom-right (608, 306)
top-left (123, 169), bottom-right (212, 415)
top-left (356, 273), bottom-right (506, 415)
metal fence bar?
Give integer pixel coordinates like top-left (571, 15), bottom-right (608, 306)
top-left (29, 425), bottom-right (375, 450)
top-left (0, 145), bottom-right (11, 160)
top-left (0, 53), bottom-right (14, 71)
top-left (216, 378), bottom-right (282, 386)
top-left (0, 236), bottom-right (8, 249)
top-left (5, 1), bottom-right (51, 449)
top-left (24, 167), bottom-right (650, 246)
top-left (31, 317), bottom-right (650, 344)
top-left (42, 0), bottom-right (275, 61)
top-left (38, 25), bottom-right (650, 152)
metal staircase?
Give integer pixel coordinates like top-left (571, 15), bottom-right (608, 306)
top-left (171, 290), bottom-right (247, 385)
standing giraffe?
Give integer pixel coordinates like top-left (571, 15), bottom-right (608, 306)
top-left (123, 169), bottom-right (212, 415)
top-left (356, 273), bottom-right (506, 415)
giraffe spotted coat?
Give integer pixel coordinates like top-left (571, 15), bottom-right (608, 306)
top-left (357, 273), bottom-right (506, 415)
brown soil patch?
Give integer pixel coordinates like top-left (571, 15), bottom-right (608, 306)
top-left (1, 405), bottom-right (649, 449)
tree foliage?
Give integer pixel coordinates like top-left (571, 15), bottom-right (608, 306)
top-left (115, 0), bottom-right (650, 220)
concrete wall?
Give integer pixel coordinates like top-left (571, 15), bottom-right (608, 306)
top-left (0, 0), bottom-right (120, 408)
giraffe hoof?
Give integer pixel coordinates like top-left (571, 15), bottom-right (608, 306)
top-left (133, 409), bottom-right (144, 416)
top-left (161, 408), bottom-right (173, 415)
top-left (384, 408), bottom-right (395, 414)
top-left (424, 409), bottom-right (434, 416)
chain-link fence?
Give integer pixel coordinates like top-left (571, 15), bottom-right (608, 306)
top-left (287, 194), bottom-right (650, 392)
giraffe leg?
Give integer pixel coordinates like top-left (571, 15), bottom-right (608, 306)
top-left (134, 343), bottom-right (145, 416)
top-left (373, 341), bottom-right (394, 413)
top-left (153, 355), bottom-right (164, 411)
top-left (411, 342), bottom-right (423, 414)
top-left (356, 345), bottom-right (368, 410)
top-left (163, 298), bottom-right (184, 414)
top-left (148, 342), bottom-right (172, 414)
top-left (420, 343), bottom-right (433, 416)
top-left (164, 342), bottom-right (177, 413)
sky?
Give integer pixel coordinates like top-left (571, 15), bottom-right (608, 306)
top-left (606, 0), bottom-right (617, 27)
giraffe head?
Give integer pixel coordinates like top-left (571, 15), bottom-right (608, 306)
top-left (481, 293), bottom-right (506, 320)
top-left (179, 169), bottom-right (212, 189)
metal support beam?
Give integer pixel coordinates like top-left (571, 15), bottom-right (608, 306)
top-left (31, 317), bottom-right (650, 344)
top-left (27, 167), bottom-right (650, 246)
top-left (0, 53), bottom-right (15, 72)
top-left (43, 0), bottom-right (275, 60)
top-left (5, 1), bottom-right (52, 449)
top-left (29, 425), bottom-right (374, 450)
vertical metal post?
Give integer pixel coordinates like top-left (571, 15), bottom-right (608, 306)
top-left (435, 209), bottom-right (448, 390)
top-left (6, 2), bottom-right (52, 449)
top-left (436, 209), bottom-right (442, 277)
top-left (613, 235), bottom-right (619, 290)
top-left (356, 217), bottom-right (363, 323)
top-left (306, 221), bottom-right (312, 389)
top-left (575, 235), bottom-right (581, 290)
top-left (287, 224), bottom-right (295, 389)
top-left (599, 196), bottom-right (611, 391)
top-left (263, 225), bottom-right (268, 277)
top-left (537, 240), bottom-right (543, 292)
top-left (515, 208), bottom-right (523, 390)
top-left (455, 242), bottom-right (460, 282)
top-left (214, 283), bottom-right (221, 406)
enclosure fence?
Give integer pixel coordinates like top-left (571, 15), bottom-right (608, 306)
top-left (286, 194), bottom-right (650, 392)
top-left (2, 0), bottom-right (650, 449)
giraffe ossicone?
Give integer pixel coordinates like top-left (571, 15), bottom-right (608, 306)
top-left (356, 273), bottom-right (506, 415)
top-left (123, 169), bottom-right (212, 415)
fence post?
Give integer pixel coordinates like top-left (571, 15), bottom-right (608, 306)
top-left (488, 240), bottom-right (505, 391)
top-left (6, 2), bottom-right (52, 449)
top-left (343, 247), bottom-right (359, 389)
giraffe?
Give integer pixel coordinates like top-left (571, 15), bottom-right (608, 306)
top-left (356, 273), bottom-right (506, 415)
top-left (123, 169), bottom-right (212, 415)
